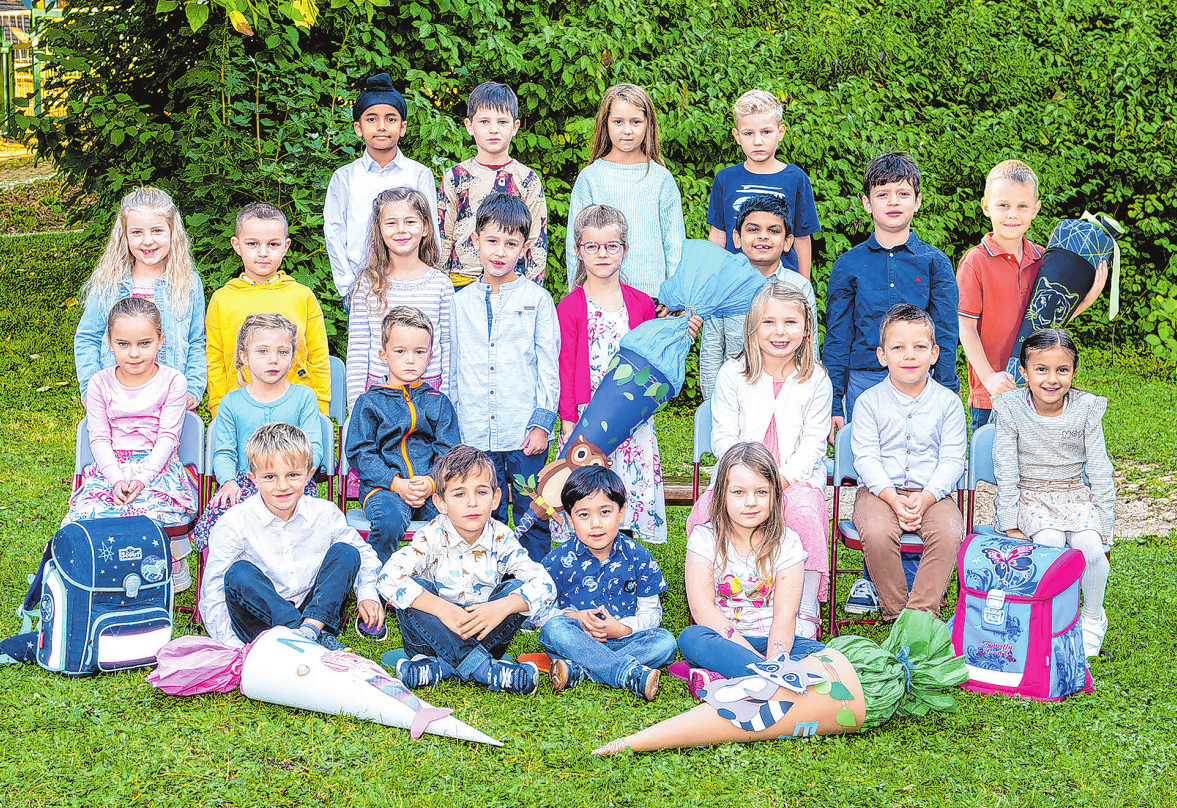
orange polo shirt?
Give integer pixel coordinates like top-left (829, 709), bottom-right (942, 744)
top-left (957, 233), bottom-right (1044, 409)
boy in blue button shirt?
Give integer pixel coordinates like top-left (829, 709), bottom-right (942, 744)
top-left (539, 466), bottom-right (677, 701)
top-left (823, 151), bottom-right (960, 445)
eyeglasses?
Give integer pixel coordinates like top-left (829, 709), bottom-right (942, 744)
top-left (577, 241), bottom-right (625, 256)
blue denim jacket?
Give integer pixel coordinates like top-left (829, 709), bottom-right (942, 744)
top-left (74, 273), bottom-right (207, 402)
top-left (451, 275), bottom-right (559, 452)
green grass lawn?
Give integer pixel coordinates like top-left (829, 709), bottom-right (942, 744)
top-left (2, 231), bottom-right (1176, 807)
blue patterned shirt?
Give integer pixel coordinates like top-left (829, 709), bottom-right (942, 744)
top-left (543, 534), bottom-right (668, 622)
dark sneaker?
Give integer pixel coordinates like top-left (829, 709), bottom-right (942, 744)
top-left (486, 660), bottom-right (539, 695)
top-left (549, 658), bottom-right (589, 693)
top-left (396, 654), bottom-right (444, 688)
top-left (844, 578), bottom-right (880, 615)
top-left (624, 665), bottom-right (660, 702)
top-left (354, 615), bottom-right (388, 642)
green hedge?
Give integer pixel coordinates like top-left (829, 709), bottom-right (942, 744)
top-left (15, 0), bottom-right (1177, 375)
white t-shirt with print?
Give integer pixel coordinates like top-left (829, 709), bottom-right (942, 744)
top-left (686, 522), bottom-right (807, 637)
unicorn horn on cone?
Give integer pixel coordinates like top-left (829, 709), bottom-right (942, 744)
top-left (239, 627), bottom-right (502, 746)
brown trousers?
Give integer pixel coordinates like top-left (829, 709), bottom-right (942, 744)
top-left (851, 487), bottom-right (963, 619)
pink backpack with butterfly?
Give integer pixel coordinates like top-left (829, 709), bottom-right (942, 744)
top-left (951, 533), bottom-right (1094, 701)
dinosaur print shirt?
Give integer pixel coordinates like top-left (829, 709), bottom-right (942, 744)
top-left (542, 534), bottom-right (668, 630)
top-left (376, 515), bottom-right (556, 617)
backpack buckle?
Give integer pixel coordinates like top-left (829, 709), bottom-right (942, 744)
top-left (982, 589), bottom-right (1006, 630)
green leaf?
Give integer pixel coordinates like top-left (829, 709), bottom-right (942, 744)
top-left (633, 367), bottom-right (650, 386)
top-left (834, 707), bottom-right (858, 727)
top-left (829, 682), bottom-right (854, 700)
top-left (613, 363), bottom-right (633, 383)
top-left (155, 0), bottom-right (179, 12)
top-left (623, 392), bottom-right (633, 400)
top-left (184, 0), bottom-right (210, 30)
top-left (813, 680), bottom-right (832, 695)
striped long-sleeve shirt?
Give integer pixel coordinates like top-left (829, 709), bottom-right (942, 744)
top-left (345, 268), bottom-right (455, 409)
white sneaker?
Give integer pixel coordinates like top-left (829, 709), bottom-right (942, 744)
top-left (172, 558), bottom-right (191, 593)
top-left (844, 578), bottom-right (879, 614)
top-left (1082, 612), bottom-right (1108, 658)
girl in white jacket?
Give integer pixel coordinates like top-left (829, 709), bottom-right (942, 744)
top-left (687, 282), bottom-right (831, 637)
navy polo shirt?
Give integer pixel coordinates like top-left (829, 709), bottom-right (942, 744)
top-left (822, 230), bottom-right (960, 418)
top-left (542, 534), bottom-right (668, 618)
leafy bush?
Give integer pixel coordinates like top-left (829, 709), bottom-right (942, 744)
top-left (13, 0), bottom-right (1177, 372)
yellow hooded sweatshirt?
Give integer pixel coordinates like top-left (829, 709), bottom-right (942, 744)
top-left (205, 271), bottom-right (331, 416)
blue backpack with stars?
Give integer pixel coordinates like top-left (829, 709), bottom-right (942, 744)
top-left (17, 517), bottom-right (174, 676)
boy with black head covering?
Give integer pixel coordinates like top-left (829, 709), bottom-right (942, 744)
top-left (324, 73), bottom-right (441, 301)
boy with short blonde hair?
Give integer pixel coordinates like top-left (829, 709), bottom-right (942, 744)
top-left (205, 202), bottom-right (331, 416)
top-left (438, 81), bottom-right (549, 287)
top-left (201, 423), bottom-right (384, 649)
top-left (957, 159), bottom-right (1104, 429)
top-left (706, 89), bottom-right (821, 279)
top-left (378, 444), bottom-right (557, 694)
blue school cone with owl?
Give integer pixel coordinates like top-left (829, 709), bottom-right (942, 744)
top-left (1004, 212), bottom-right (1122, 383)
top-left (514, 241), bottom-right (766, 526)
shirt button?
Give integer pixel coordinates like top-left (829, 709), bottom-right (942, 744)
top-left (890, 283), bottom-right (895, 287)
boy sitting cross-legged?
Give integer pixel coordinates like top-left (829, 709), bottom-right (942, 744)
top-left (346, 306), bottom-right (461, 565)
top-left (201, 422), bottom-right (384, 649)
top-left (377, 444), bottom-right (558, 695)
top-left (850, 304), bottom-right (966, 621)
top-left (538, 466), bottom-right (677, 701)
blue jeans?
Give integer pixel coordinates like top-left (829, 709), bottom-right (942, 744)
top-left (224, 543), bottom-right (359, 644)
top-left (538, 614), bottom-right (677, 688)
top-left (395, 577), bottom-right (526, 680)
top-left (363, 489), bottom-right (439, 564)
top-left (845, 369), bottom-right (889, 422)
top-left (488, 448), bottom-right (550, 562)
top-left (970, 406), bottom-right (992, 431)
top-left (677, 625), bottom-right (826, 680)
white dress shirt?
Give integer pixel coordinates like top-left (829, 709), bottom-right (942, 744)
top-left (323, 149), bottom-right (441, 300)
top-left (200, 494), bottom-right (382, 647)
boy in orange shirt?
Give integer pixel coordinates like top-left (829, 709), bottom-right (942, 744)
top-left (956, 160), bottom-right (1105, 429)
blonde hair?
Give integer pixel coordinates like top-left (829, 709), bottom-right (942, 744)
top-left (984, 159), bottom-right (1039, 198)
top-left (358, 188), bottom-right (441, 314)
top-left (82, 187), bottom-right (197, 319)
top-left (708, 442), bottom-right (785, 583)
top-left (570, 205), bottom-right (628, 289)
top-left (739, 282), bottom-right (816, 383)
top-left (588, 84), bottom-right (664, 169)
top-left (732, 90), bottom-right (782, 124)
top-left (245, 422), bottom-right (314, 474)
top-left (106, 297), bottom-right (163, 337)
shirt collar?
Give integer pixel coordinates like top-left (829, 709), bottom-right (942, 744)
top-left (476, 274), bottom-right (524, 292)
top-left (865, 231), bottom-right (918, 253)
top-left (981, 233), bottom-right (1043, 265)
top-left (248, 490), bottom-right (311, 528)
top-left (360, 148), bottom-right (406, 174)
top-left (885, 374), bottom-right (934, 404)
top-left (375, 379), bottom-right (425, 392)
top-left (569, 533), bottom-right (632, 564)
top-left (438, 514), bottom-right (496, 550)
top-left (241, 271), bottom-right (286, 287)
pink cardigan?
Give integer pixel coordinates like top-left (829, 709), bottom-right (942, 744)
top-left (556, 284), bottom-right (657, 423)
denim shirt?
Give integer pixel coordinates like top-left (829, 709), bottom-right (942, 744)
top-left (822, 231), bottom-right (959, 418)
top-left (74, 273), bottom-right (207, 403)
top-left (451, 275), bottom-right (559, 451)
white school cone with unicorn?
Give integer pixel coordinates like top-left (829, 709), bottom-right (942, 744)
top-left (148, 626), bottom-right (502, 746)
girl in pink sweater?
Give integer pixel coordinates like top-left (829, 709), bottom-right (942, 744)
top-left (64, 297), bottom-right (198, 528)
top-left (556, 205), bottom-right (666, 543)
